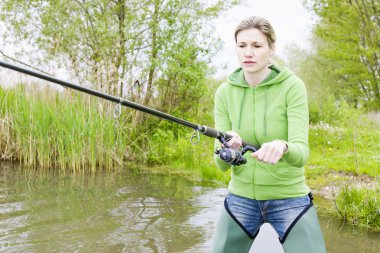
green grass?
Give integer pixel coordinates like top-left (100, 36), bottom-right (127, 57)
top-left (308, 121), bottom-right (380, 177)
top-left (306, 119), bottom-right (380, 231)
top-left (0, 85), bottom-right (128, 171)
top-left (336, 185), bottom-right (380, 231)
top-left (146, 124), bottom-right (230, 184)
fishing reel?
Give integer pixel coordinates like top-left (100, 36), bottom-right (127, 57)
top-left (215, 136), bottom-right (257, 166)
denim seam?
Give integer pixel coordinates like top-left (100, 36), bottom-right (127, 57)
top-left (260, 201), bottom-right (269, 222)
top-left (224, 198), bottom-right (261, 240)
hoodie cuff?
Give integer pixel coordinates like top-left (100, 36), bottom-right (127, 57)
top-left (214, 155), bottom-right (232, 172)
top-left (280, 141), bottom-right (297, 164)
top-left (280, 141), bottom-right (309, 167)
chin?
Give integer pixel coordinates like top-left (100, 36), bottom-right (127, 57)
top-left (242, 65), bottom-right (266, 74)
top-left (242, 67), bottom-right (259, 73)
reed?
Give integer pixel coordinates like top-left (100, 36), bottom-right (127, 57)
top-left (1, 82), bottom-right (378, 181)
top-left (336, 184), bottom-right (380, 231)
top-left (0, 84), bottom-right (128, 172)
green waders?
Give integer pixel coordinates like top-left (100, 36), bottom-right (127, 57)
top-left (212, 200), bottom-right (326, 253)
top-left (212, 202), bottom-right (255, 253)
top-left (281, 205), bottom-right (326, 253)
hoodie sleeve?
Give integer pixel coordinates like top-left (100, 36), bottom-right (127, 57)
top-left (213, 85), bottom-right (232, 172)
top-left (281, 79), bottom-right (310, 167)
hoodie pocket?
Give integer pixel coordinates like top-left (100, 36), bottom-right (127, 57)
top-left (255, 161), bottom-right (290, 186)
top-left (231, 156), bottom-right (254, 183)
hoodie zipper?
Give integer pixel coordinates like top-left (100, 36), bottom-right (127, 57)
top-left (238, 89), bottom-right (245, 129)
top-left (252, 88), bottom-right (259, 199)
top-left (251, 88), bottom-right (260, 145)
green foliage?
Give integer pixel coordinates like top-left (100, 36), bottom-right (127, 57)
top-left (0, 0), bottom-right (239, 114)
top-left (336, 185), bottom-right (380, 231)
top-left (303, 0), bottom-right (380, 109)
top-left (308, 95), bottom-right (361, 125)
top-left (147, 126), bottom-right (230, 184)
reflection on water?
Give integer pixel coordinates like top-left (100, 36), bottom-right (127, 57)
top-left (0, 162), bottom-right (379, 253)
top-left (321, 215), bottom-right (380, 253)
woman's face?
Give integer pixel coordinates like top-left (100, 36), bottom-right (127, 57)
top-left (235, 28), bottom-right (274, 75)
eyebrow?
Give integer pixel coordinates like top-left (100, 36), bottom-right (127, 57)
top-left (237, 41), bottom-right (264, 44)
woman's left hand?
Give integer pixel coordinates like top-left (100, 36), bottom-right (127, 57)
top-left (251, 140), bottom-right (288, 164)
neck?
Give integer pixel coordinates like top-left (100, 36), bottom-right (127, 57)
top-left (244, 67), bottom-right (271, 87)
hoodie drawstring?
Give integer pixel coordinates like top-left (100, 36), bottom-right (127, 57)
top-left (238, 87), bottom-right (267, 136)
top-left (238, 89), bottom-right (246, 129)
top-left (264, 86), bottom-right (268, 136)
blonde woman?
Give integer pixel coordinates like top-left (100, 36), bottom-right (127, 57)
top-left (212, 16), bottom-right (326, 253)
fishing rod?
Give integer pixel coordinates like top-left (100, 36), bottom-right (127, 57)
top-left (0, 60), bottom-right (258, 166)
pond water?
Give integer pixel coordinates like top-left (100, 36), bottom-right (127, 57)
top-left (1, 163), bottom-right (379, 252)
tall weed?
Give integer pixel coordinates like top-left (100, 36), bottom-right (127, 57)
top-left (336, 185), bottom-right (380, 231)
top-left (0, 84), bottom-right (128, 171)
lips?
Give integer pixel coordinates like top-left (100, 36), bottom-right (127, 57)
top-left (243, 61), bottom-right (257, 66)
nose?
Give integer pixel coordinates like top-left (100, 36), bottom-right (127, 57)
top-left (244, 47), bottom-right (254, 58)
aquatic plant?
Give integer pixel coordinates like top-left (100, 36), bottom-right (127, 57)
top-left (336, 185), bottom-right (380, 231)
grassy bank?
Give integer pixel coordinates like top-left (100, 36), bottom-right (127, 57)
top-left (0, 84), bottom-right (379, 231)
top-left (0, 85), bottom-right (128, 171)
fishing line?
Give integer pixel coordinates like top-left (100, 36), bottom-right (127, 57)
top-left (0, 60), bottom-right (259, 165)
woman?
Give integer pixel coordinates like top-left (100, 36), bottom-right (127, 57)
top-left (212, 16), bottom-right (326, 253)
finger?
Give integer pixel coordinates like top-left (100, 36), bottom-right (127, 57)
top-left (226, 131), bottom-right (238, 139)
top-left (271, 152), bottom-right (282, 164)
top-left (231, 142), bottom-right (241, 150)
top-left (263, 144), bottom-right (280, 163)
top-left (269, 145), bottom-right (286, 164)
top-left (267, 146), bottom-right (279, 163)
top-left (230, 137), bottom-right (243, 149)
top-left (252, 150), bottom-right (262, 161)
top-left (268, 150), bottom-right (280, 164)
top-left (257, 145), bottom-right (268, 161)
top-left (251, 151), bottom-right (262, 162)
top-left (235, 137), bottom-right (242, 147)
top-left (227, 136), bottom-right (236, 146)
top-left (262, 150), bottom-right (273, 163)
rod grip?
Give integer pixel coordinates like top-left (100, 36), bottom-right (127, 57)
top-left (199, 125), bottom-right (259, 149)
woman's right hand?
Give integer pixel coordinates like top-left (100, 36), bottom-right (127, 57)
top-left (225, 131), bottom-right (242, 150)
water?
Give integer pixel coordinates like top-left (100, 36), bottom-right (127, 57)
top-left (0, 163), bottom-right (379, 253)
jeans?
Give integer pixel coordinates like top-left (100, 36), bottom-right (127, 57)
top-left (225, 192), bottom-right (312, 241)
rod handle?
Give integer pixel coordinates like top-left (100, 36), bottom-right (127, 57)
top-left (198, 125), bottom-right (259, 149)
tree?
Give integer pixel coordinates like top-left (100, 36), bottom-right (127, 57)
top-left (0, 0), bottom-right (239, 112)
top-left (304, 0), bottom-right (380, 109)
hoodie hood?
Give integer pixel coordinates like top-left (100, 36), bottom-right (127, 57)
top-left (227, 64), bottom-right (294, 87)
top-left (226, 65), bottom-right (296, 133)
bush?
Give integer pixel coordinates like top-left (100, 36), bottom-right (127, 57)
top-left (309, 95), bottom-right (360, 126)
top-left (336, 185), bottom-right (380, 231)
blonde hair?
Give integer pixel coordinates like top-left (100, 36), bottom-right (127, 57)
top-left (234, 16), bottom-right (276, 49)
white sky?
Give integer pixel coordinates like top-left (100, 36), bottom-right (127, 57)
top-left (212, 0), bottom-right (315, 77)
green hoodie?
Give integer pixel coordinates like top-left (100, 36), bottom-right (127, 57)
top-left (214, 65), bottom-right (310, 200)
